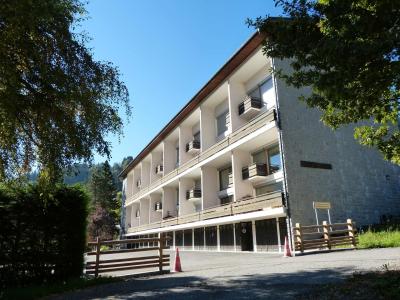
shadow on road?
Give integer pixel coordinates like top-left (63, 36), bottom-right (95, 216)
top-left (51, 267), bottom-right (353, 300)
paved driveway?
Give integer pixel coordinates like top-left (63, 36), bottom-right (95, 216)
top-left (51, 248), bottom-right (400, 300)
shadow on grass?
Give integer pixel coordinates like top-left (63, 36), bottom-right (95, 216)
top-left (49, 267), bottom-right (354, 300)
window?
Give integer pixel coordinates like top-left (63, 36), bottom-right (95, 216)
top-left (252, 145), bottom-right (281, 173)
top-left (252, 149), bottom-right (267, 164)
top-left (268, 145), bottom-right (281, 173)
top-left (216, 110), bottom-right (229, 137)
top-left (248, 77), bottom-right (275, 110)
top-left (259, 78), bottom-right (275, 109)
top-left (176, 188), bottom-right (179, 211)
top-left (219, 166), bottom-right (232, 191)
top-left (255, 182), bottom-right (283, 196)
top-left (193, 131), bottom-right (200, 142)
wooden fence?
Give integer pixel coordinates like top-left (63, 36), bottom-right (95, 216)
top-left (85, 236), bottom-right (169, 277)
top-left (294, 219), bottom-right (357, 253)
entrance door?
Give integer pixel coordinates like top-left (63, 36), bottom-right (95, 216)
top-left (240, 222), bottom-right (253, 251)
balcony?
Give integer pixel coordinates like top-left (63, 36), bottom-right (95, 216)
top-left (155, 202), bottom-right (162, 212)
top-left (238, 96), bottom-right (263, 120)
top-left (186, 189), bottom-right (202, 202)
top-left (127, 191), bottom-right (284, 233)
top-left (242, 163), bottom-right (268, 182)
top-left (155, 164), bottom-right (163, 176)
top-left (186, 140), bottom-right (201, 154)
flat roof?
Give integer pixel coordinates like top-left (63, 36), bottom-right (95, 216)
top-left (120, 31), bottom-right (265, 178)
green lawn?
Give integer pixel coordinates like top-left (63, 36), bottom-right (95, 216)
top-left (1, 276), bottom-right (121, 300)
top-left (358, 229), bottom-right (400, 249)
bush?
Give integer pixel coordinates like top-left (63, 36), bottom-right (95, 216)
top-left (0, 184), bottom-right (89, 287)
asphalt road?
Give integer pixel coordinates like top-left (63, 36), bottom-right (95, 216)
top-left (51, 247), bottom-right (400, 300)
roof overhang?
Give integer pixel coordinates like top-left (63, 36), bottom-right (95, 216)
top-left (119, 31), bottom-right (266, 178)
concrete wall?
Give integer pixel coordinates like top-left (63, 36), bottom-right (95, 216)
top-left (228, 80), bottom-right (247, 131)
top-left (179, 178), bottom-right (196, 215)
top-left (150, 151), bottom-right (163, 183)
top-left (141, 161), bottom-right (150, 188)
top-left (274, 58), bottom-right (400, 226)
top-left (162, 187), bottom-right (177, 218)
top-left (232, 149), bottom-right (254, 201)
top-left (163, 140), bottom-right (176, 174)
top-left (202, 166), bottom-right (219, 209)
top-left (130, 203), bottom-right (140, 227)
top-left (179, 126), bottom-right (192, 164)
top-left (149, 193), bottom-right (162, 223)
top-left (200, 105), bottom-right (215, 150)
top-left (139, 198), bottom-right (150, 225)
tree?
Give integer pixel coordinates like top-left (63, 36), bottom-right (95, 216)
top-left (0, 0), bottom-right (130, 181)
top-left (88, 161), bottom-right (118, 211)
top-left (87, 204), bottom-right (118, 241)
top-left (248, 0), bottom-right (400, 164)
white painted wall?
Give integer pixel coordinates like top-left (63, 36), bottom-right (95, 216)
top-left (141, 161), bottom-right (150, 188)
top-left (150, 151), bottom-right (163, 183)
top-left (130, 203), bottom-right (140, 227)
top-left (139, 198), bottom-right (150, 225)
top-left (200, 105), bottom-right (215, 150)
top-left (232, 149), bottom-right (254, 201)
top-left (149, 193), bottom-right (162, 223)
top-left (202, 166), bottom-right (219, 209)
top-left (163, 140), bottom-right (176, 174)
top-left (179, 178), bottom-right (196, 215)
top-left (162, 187), bottom-right (178, 218)
top-left (179, 126), bottom-right (192, 164)
top-left (228, 80), bottom-right (247, 131)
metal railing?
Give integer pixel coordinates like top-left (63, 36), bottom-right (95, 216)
top-left (238, 96), bottom-right (263, 115)
top-left (125, 109), bottom-right (276, 205)
top-left (127, 191), bottom-right (284, 233)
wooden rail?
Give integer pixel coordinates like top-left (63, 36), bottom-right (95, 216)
top-left (85, 236), bottom-right (169, 277)
top-left (127, 191), bottom-right (284, 233)
top-left (294, 219), bottom-right (357, 253)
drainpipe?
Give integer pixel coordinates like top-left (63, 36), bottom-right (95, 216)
top-left (271, 57), bottom-right (295, 254)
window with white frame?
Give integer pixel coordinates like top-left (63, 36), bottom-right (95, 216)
top-left (248, 77), bottom-right (275, 110)
top-left (219, 165), bottom-right (232, 191)
top-left (216, 109), bottom-right (229, 137)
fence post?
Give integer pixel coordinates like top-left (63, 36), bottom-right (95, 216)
top-left (158, 234), bottom-right (164, 273)
top-left (295, 223), bottom-right (304, 253)
top-left (323, 221), bottom-right (331, 250)
top-left (347, 219), bottom-right (356, 248)
top-left (95, 237), bottom-right (100, 278)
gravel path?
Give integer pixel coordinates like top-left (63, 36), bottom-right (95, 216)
top-left (50, 247), bottom-right (400, 300)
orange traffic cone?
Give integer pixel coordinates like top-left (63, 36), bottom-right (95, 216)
top-left (174, 247), bottom-right (182, 272)
top-left (283, 236), bottom-right (292, 257)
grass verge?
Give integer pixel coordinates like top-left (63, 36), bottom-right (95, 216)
top-left (301, 266), bottom-right (400, 300)
top-left (1, 276), bottom-right (121, 300)
top-left (358, 229), bottom-right (400, 249)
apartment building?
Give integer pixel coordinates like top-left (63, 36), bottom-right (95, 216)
top-left (119, 32), bottom-right (400, 252)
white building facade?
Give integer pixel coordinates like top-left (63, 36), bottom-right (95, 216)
top-left (120, 33), bottom-right (400, 252)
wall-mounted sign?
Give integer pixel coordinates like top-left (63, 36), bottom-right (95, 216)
top-left (313, 202), bottom-right (331, 209)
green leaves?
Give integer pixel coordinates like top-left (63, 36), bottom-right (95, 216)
top-left (0, 0), bottom-right (131, 181)
top-left (249, 0), bottom-right (400, 164)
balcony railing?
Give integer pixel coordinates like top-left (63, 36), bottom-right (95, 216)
top-left (186, 140), bottom-right (201, 154)
top-left (125, 110), bottom-right (276, 205)
top-left (242, 163), bottom-right (268, 180)
top-left (155, 164), bottom-right (163, 175)
top-left (127, 191), bottom-right (284, 233)
top-left (238, 96), bottom-right (263, 119)
top-left (186, 189), bottom-right (202, 201)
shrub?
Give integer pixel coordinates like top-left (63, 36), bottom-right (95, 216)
top-left (0, 184), bottom-right (89, 287)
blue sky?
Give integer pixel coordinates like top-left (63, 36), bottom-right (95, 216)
top-left (82, 1), bottom-right (282, 165)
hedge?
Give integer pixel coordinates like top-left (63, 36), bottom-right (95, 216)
top-left (0, 184), bottom-right (89, 287)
